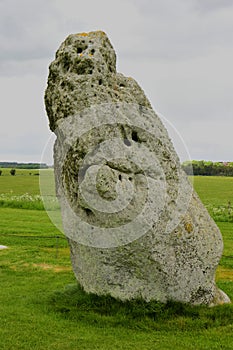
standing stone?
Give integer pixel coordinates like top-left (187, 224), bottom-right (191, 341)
top-left (45, 31), bottom-right (230, 305)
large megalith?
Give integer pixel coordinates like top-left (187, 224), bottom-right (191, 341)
top-left (44, 31), bottom-right (230, 306)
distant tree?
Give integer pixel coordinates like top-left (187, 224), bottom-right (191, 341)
top-left (182, 160), bottom-right (233, 176)
top-left (10, 169), bottom-right (16, 176)
top-left (0, 170), bottom-right (2, 176)
top-left (0, 162), bottom-right (48, 169)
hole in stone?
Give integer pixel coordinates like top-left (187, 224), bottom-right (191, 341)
top-left (99, 79), bottom-right (103, 85)
top-left (84, 208), bottom-right (93, 216)
top-left (132, 131), bottom-right (139, 142)
top-left (119, 83), bottom-right (125, 88)
top-left (91, 49), bottom-right (95, 54)
top-left (91, 84), bottom-right (94, 87)
top-left (77, 47), bottom-right (83, 54)
top-left (118, 174), bottom-right (122, 181)
top-left (89, 70), bottom-right (93, 74)
top-left (128, 177), bottom-right (132, 181)
top-left (123, 139), bottom-right (131, 147)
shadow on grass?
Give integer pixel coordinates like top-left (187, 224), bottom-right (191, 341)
top-left (47, 283), bottom-right (233, 331)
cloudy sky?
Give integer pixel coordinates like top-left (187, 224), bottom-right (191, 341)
top-left (1, 0), bottom-right (233, 164)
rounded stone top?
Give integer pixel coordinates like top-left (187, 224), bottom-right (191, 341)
top-left (54, 30), bottom-right (116, 76)
top-left (45, 30), bottom-right (151, 131)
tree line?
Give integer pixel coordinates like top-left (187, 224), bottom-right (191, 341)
top-left (0, 162), bottom-right (48, 169)
top-left (182, 160), bottom-right (233, 176)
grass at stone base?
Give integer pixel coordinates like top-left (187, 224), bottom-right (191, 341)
top-left (0, 175), bottom-right (233, 349)
top-left (1, 207), bottom-right (233, 350)
top-left (1, 259), bottom-right (233, 350)
top-left (1, 268), bottom-right (233, 350)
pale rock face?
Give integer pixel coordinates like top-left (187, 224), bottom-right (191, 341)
top-left (45, 31), bottom-right (230, 305)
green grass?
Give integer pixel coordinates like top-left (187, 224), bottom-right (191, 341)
top-left (0, 194), bottom-right (45, 210)
top-left (0, 207), bottom-right (61, 236)
top-left (193, 176), bottom-right (233, 222)
top-left (0, 168), bottom-right (40, 194)
top-left (1, 174), bottom-right (233, 349)
top-left (193, 176), bottom-right (233, 207)
top-left (0, 168), bottom-right (58, 210)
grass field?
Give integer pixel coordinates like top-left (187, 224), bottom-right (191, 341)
top-left (0, 168), bottom-right (40, 195)
top-left (0, 171), bottom-right (233, 349)
top-left (193, 176), bottom-right (233, 222)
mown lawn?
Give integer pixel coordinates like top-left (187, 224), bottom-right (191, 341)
top-left (193, 175), bottom-right (233, 207)
top-left (0, 172), bottom-right (233, 349)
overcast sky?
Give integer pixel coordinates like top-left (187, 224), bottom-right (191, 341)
top-left (0, 0), bottom-right (233, 164)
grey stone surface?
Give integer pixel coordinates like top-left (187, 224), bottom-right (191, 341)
top-left (45, 31), bottom-right (230, 305)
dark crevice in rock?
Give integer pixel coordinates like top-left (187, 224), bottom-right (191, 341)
top-left (132, 130), bottom-right (140, 143)
top-left (84, 208), bottom-right (93, 216)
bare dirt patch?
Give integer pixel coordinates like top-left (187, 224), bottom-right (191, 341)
top-left (32, 263), bottom-right (71, 272)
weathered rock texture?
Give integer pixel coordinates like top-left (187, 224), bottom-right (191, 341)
top-left (45, 31), bottom-right (230, 305)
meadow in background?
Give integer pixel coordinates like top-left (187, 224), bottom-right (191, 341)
top-left (0, 168), bottom-right (233, 349)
